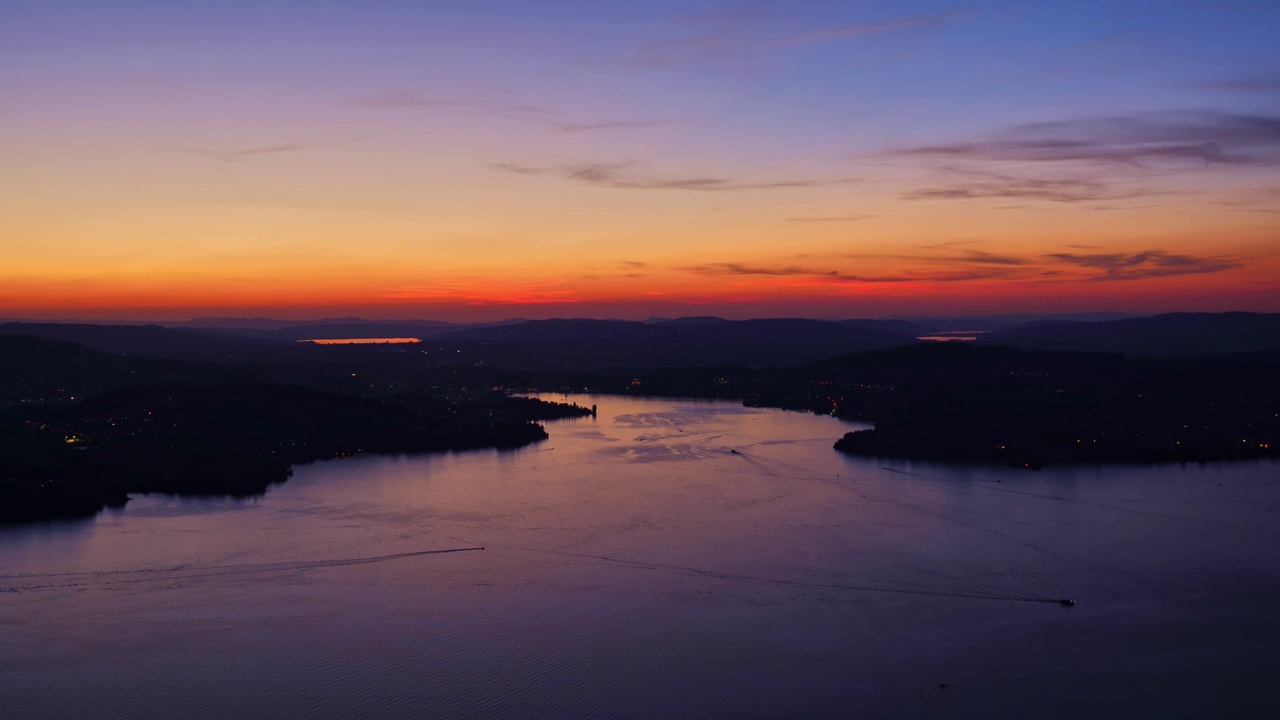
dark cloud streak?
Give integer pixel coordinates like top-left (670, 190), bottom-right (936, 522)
top-left (959, 250), bottom-right (1030, 266)
top-left (678, 247), bottom-right (1241, 285)
top-left (680, 262), bottom-right (1014, 284)
top-left (343, 90), bottom-right (549, 119)
top-left (889, 111), bottom-right (1280, 167)
top-left (182, 143), bottom-right (323, 163)
top-left (492, 161), bottom-right (859, 192)
top-left (1045, 250), bottom-right (1242, 280)
top-left (905, 170), bottom-right (1155, 203)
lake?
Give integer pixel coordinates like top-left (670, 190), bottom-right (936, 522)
top-left (302, 337), bottom-right (422, 345)
top-left (2, 394), bottom-right (1277, 718)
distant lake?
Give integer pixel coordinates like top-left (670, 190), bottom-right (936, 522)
top-left (301, 337), bottom-right (421, 345)
top-left (2, 395), bottom-right (1277, 718)
top-left (917, 330), bottom-right (984, 342)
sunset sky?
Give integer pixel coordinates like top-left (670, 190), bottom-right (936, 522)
top-left (3, 0), bottom-right (1278, 321)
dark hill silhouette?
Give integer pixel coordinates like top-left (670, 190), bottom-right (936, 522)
top-left (175, 316), bottom-right (460, 331)
top-left (979, 312), bottom-right (1280, 357)
top-left (0, 335), bottom-right (237, 407)
top-left (0, 335), bottom-right (128, 402)
top-left (909, 312), bottom-right (1140, 333)
top-left (837, 318), bottom-right (937, 337)
top-left (439, 318), bottom-right (638, 341)
top-left (429, 318), bottom-right (912, 369)
top-left (807, 341), bottom-right (1130, 382)
top-left (558, 341), bottom-right (1278, 467)
top-left (0, 334), bottom-right (127, 377)
top-left (649, 316), bottom-right (729, 326)
top-left (202, 321), bottom-right (471, 342)
top-left (0, 322), bottom-right (301, 361)
top-left (817, 342), bottom-right (1278, 464)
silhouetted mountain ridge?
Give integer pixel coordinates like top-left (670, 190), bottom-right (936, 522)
top-left (837, 318), bottom-right (937, 337)
top-left (7, 313), bottom-right (1277, 368)
top-left (0, 322), bottom-right (299, 361)
top-left (981, 312), bottom-right (1280, 356)
top-left (429, 317), bottom-right (913, 369)
top-left (558, 342), bottom-right (1278, 467)
top-left (649, 316), bottom-right (729, 326)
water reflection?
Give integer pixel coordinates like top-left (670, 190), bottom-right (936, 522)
top-left (916, 330), bottom-right (984, 342)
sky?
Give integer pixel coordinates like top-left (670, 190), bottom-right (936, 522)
top-left (2, 0), bottom-right (1278, 321)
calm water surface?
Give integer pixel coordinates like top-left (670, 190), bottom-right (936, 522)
top-left (2, 395), bottom-right (1278, 718)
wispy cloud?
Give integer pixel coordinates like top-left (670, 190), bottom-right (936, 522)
top-left (491, 160), bottom-right (859, 192)
top-left (956, 250), bottom-right (1030, 266)
top-left (181, 143), bottom-right (322, 163)
top-left (904, 169), bottom-right (1155, 203)
top-left (914, 239), bottom-right (977, 249)
top-left (489, 162), bottom-right (547, 176)
top-left (343, 90), bottom-right (549, 119)
top-left (1214, 201), bottom-right (1280, 215)
top-left (887, 111), bottom-right (1280, 206)
top-left (888, 111), bottom-right (1280, 168)
top-left (787, 214), bottom-right (874, 222)
top-left (678, 246), bottom-right (1242, 286)
top-left (382, 281), bottom-right (582, 305)
top-left (550, 120), bottom-right (674, 133)
top-left (679, 262), bottom-right (1012, 284)
top-left (345, 89), bottom-right (669, 134)
top-left (846, 249), bottom-right (1030, 266)
top-left (1044, 250), bottom-right (1242, 280)
top-left (684, 262), bottom-right (833, 277)
top-left (1209, 186), bottom-right (1280, 214)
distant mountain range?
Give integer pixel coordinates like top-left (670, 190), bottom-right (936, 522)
top-left (174, 316), bottom-right (464, 331)
top-left (904, 312), bottom-right (1142, 332)
top-left (979, 312), bottom-right (1280, 357)
top-left (0, 317), bottom-right (922, 368)
top-left (422, 317), bottom-right (916, 369)
top-left (0, 322), bottom-right (298, 361)
top-left (2, 312), bottom-right (1278, 367)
